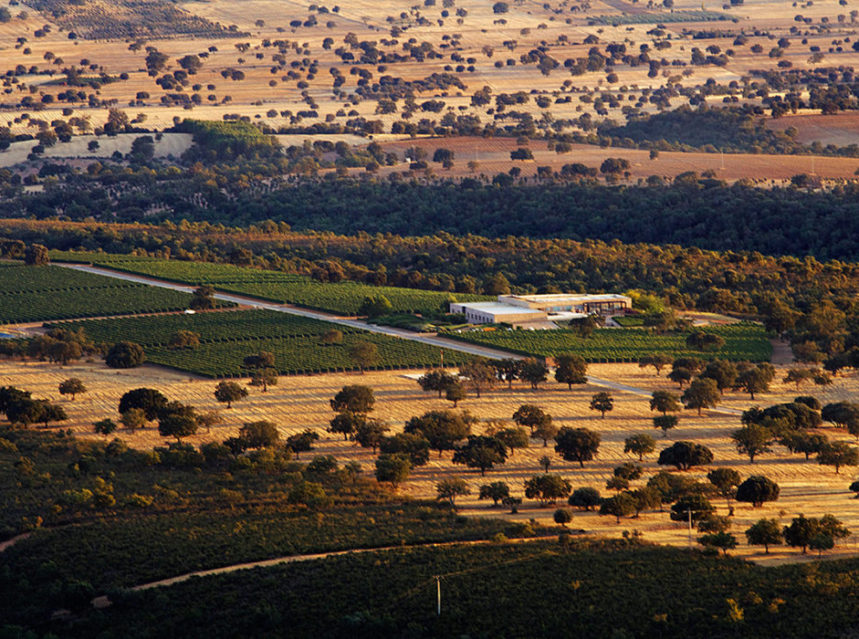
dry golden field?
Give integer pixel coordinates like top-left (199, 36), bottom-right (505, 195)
top-left (5, 356), bottom-right (859, 564)
top-left (374, 137), bottom-right (859, 182)
top-left (1, 0), bottom-right (859, 178)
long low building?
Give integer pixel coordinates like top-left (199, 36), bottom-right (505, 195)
top-left (450, 292), bottom-right (632, 326)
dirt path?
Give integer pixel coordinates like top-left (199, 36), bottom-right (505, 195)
top-left (0, 533), bottom-right (30, 553)
top-left (770, 339), bottom-right (795, 366)
top-left (89, 535), bottom-right (553, 608)
top-left (52, 262), bottom-right (747, 416)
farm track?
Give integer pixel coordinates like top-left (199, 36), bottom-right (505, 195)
top-left (54, 262), bottom-right (743, 416)
top-left (88, 534), bottom-right (557, 609)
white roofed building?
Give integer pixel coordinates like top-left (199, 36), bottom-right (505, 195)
top-left (451, 293), bottom-right (632, 327)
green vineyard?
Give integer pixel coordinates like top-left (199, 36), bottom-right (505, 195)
top-left (49, 251), bottom-right (489, 315)
top-left (59, 310), bottom-right (472, 376)
top-left (0, 264), bottom-right (211, 323)
top-left (449, 323), bottom-right (772, 362)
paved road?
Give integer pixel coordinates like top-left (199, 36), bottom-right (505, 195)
top-left (56, 262), bottom-right (742, 415)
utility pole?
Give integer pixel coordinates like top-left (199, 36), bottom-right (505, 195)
top-left (435, 576), bottom-right (441, 616)
top-left (687, 508), bottom-right (693, 548)
top-left (440, 349), bottom-right (444, 369)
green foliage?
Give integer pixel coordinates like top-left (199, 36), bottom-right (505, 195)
top-left (0, 265), bottom-right (210, 323)
top-left (452, 324), bottom-right (771, 364)
top-left (745, 518), bottom-right (783, 553)
top-left (59, 539), bottom-right (859, 638)
top-left (59, 256), bottom-right (488, 315)
top-left (601, 106), bottom-right (801, 154)
top-left (736, 475), bottom-right (780, 507)
top-left (524, 474), bottom-right (571, 506)
top-left (658, 441), bottom-right (714, 471)
top-left (63, 310), bottom-right (471, 377)
top-left (176, 119), bottom-right (281, 161)
top-left (555, 427), bottom-right (601, 467)
top-left (451, 436), bottom-right (507, 475)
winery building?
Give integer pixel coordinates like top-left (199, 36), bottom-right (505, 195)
top-left (450, 293), bottom-right (632, 326)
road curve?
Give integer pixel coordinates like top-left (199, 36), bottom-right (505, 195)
top-left (55, 263), bottom-right (741, 415)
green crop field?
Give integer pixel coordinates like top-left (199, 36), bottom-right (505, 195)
top-left (58, 310), bottom-right (472, 376)
top-left (49, 251), bottom-right (490, 315)
top-left (66, 540), bottom-right (859, 639)
top-left (0, 264), bottom-right (212, 323)
top-left (449, 323), bottom-right (772, 362)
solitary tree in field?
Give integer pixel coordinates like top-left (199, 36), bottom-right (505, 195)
top-left (214, 381), bottom-right (248, 409)
top-left (686, 331), bottom-right (725, 352)
top-left (321, 329), bottom-right (343, 345)
top-left (349, 341), bottom-right (379, 373)
top-left (494, 426), bottom-right (529, 456)
top-left (331, 385), bottom-right (375, 415)
top-left (418, 369), bottom-right (458, 398)
top-left (348, 419), bottom-right (386, 455)
top-left (533, 455), bottom-right (549, 473)
top-left (119, 388), bottom-right (167, 421)
top-left (520, 358), bottom-right (549, 389)
top-left (328, 412), bottom-right (362, 441)
top-left (512, 404), bottom-right (552, 436)
top-left (157, 402), bottom-right (199, 442)
top-left (459, 359), bottom-right (496, 398)
top-left (668, 367), bottom-right (692, 389)
top-left (533, 417), bottom-right (559, 447)
top-left (168, 330), bottom-right (200, 350)
top-left (650, 390), bottom-right (680, 415)
top-left (735, 365), bottom-right (774, 400)
top-left (375, 453), bottom-right (411, 488)
top-left (105, 341), bottom-right (145, 368)
top-left (639, 353), bottom-right (673, 376)
top-left (405, 410), bottom-right (474, 458)
top-left (243, 351), bottom-right (277, 392)
top-left (589, 392), bottom-right (614, 418)
top-left (554, 354), bottom-right (587, 389)
top-left (707, 467), bottom-right (742, 507)
top-left (745, 518), bottom-right (783, 554)
top-left (239, 420), bottom-right (280, 448)
top-left (624, 434), bottom-right (656, 461)
top-left (658, 441), bottom-right (713, 471)
top-left (58, 378), bottom-right (86, 400)
top-left (445, 379), bottom-right (467, 407)
top-left (190, 285), bottom-right (216, 310)
top-left (600, 492), bottom-right (636, 523)
top-left (555, 427), bottom-right (601, 467)
top-left (285, 429), bottom-right (320, 459)
top-left (569, 487), bottom-right (602, 511)
top-left (524, 474), bottom-right (572, 506)
top-left (121, 408), bottom-right (147, 432)
top-left (478, 481), bottom-right (510, 506)
top-left (653, 414), bottom-right (679, 437)
top-left (731, 424), bottom-right (774, 463)
top-left (682, 378), bottom-right (720, 415)
top-left (700, 360), bottom-right (738, 395)
top-left (436, 477), bottom-right (470, 507)
top-left (735, 475), bottom-right (780, 507)
top-left (818, 441), bottom-right (859, 474)
top-left (452, 435), bottom-right (507, 475)
top-left (94, 419), bottom-right (117, 437)
top-left (698, 532), bottom-right (737, 556)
